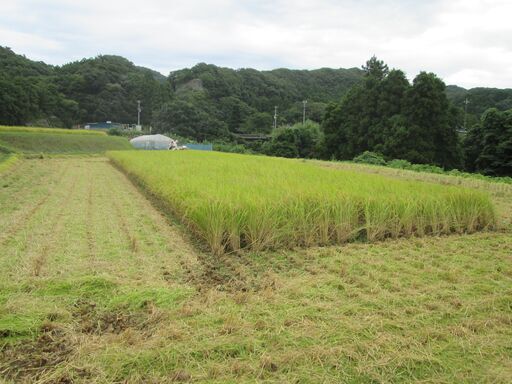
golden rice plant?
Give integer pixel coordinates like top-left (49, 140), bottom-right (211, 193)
top-left (108, 151), bottom-right (497, 255)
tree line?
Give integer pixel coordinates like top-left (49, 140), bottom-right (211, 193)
top-left (0, 46), bottom-right (510, 175)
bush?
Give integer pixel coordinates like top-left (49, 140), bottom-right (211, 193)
top-left (353, 151), bottom-right (386, 166)
top-left (410, 164), bottom-right (444, 174)
top-left (108, 128), bottom-right (122, 136)
top-left (388, 159), bottom-right (412, 169)
top-left (264, 121), bottom-right (323, 159)
top-left (214, 142), bottom-right (253, 154)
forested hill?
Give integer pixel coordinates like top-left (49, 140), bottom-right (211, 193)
top-left (0, 46), bottom-right (364, 132)
top-left (0, 47), bottom-right (170, 127)
top-left (446, 84), bottom-right (512, 127)
top-left (158, 63), bottom-right (364, 139)
top-left (1, 45), bottom-right (511, 137)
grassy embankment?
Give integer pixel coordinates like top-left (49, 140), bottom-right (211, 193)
top-left (0, 157), bottom-right (511, 383)
top-left (0, 125), bottom-right (132, 155)
top-left (108, 151), bottom-right (497, 254)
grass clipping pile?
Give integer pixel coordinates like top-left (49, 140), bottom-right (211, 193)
top-left (108, 151), bottom-right (497, 255)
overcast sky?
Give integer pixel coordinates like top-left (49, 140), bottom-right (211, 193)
top-left (1, 0), bottom-right (511, 88)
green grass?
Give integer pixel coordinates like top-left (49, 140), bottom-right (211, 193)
top-left (108, 151), bottom-right (497, 254)
top-left (0, 153), bottom-right (19, 174)
top-left (0, 157), bottom-right (511, 383)
top-left (0, 131), bottom-right (132, 154)
top-left (0, 125), bottom-right (107, 135)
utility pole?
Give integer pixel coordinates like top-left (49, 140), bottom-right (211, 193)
top-left (463, 97), bottom-right (470, 131)
top-left (273, 106), bottom-right (278, 130)
top-left (137, 100), bottom-right (141, 126)
top-left (302, 100), bottom-right (307, 125)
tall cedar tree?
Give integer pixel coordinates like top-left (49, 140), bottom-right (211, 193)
top-left (474, 108), bottom-right (512, 176)
top-left (323, 58), bottom-right (461, 168)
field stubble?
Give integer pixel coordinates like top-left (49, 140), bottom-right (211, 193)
top-left (0, 157), bottom-right (510, 383)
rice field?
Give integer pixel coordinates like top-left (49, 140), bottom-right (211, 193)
top-left (108, 151), bottom-right (497, 254)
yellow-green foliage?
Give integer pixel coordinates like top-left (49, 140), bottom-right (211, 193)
top-left (0, 125), bottom-right (106, 135)
top-left (108, 151), bottom-right (497, 254)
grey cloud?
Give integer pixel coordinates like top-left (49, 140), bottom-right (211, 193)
top-left (0, 0), bottom-right (510, 88)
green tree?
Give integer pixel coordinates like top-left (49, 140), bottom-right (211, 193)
top-left (264, 121), bottom-right (323, 159)
top-left (474, 108), bottom-right (512, 176)
top-left (403, 72), bottom-right (460, 168)
top-left (362, 55), bottom-right (389, 80)
top-left (153, 98), bottom-right (228, 141)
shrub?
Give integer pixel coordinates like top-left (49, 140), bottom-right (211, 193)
top-left (353, 151), bottom-right (386, 166)
top-left (388, 159), bottom-right (412, 169)
top-left (108, 128), bottom-right (123, 136)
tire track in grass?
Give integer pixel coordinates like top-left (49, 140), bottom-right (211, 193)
top-left (0, 160), bottom-right (71, 246)
top-left (106, 159), bottom-right (202, 283)
top-left (85, 170), bottom-right (97, 262)
top-left (0, 160), bottom-right (52, 203)
top-left (106, 174), bottom-right (140, 256)
top-left (29, 164), bottom-right (79, 277)
top-left (0, 160), bottom-right (55, 231)
top-left (0, 159), bottom-right (81, 279)
top-left (9, 159), bottom-right (81, 278)
top-left (107, 159), bottom-right (258, 291)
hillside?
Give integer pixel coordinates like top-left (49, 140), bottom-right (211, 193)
top-left (0, 47), bottom-right (170, 128)
top-left (446, 84), bottom-right (512, 126)
top-left (1, 46), bottom-right (511, 141)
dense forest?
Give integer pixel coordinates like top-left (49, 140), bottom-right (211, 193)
top-left (0, 46), bottom-right (511, 175)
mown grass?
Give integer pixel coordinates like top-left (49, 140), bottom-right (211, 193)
top-left (0, 131), bottom-right (132, 154)
top-left (108, 151), bottom-right (497, 254)
top-left (0, 125), bottom-right (106, 135)
top-left (0, 157), bottom-right (511, 383)
top-left (0, 153), bottom-right (19, 174)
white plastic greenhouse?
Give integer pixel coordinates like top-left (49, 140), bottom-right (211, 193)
top-left (129, 134), bottom-right (177, 150)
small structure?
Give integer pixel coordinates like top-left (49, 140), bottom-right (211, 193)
top-left (84, 121), bottom-right (123, 130)
top-left (130, 134), bottom-right (177, 150)
top-left (182, 143), bottom-right (213, 151)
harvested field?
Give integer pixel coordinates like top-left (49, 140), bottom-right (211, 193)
top-left (0, 157), bottom-right (511, 383)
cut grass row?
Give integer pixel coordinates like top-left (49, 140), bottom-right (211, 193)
top-left (108, 151), bottom-right (497, 254)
